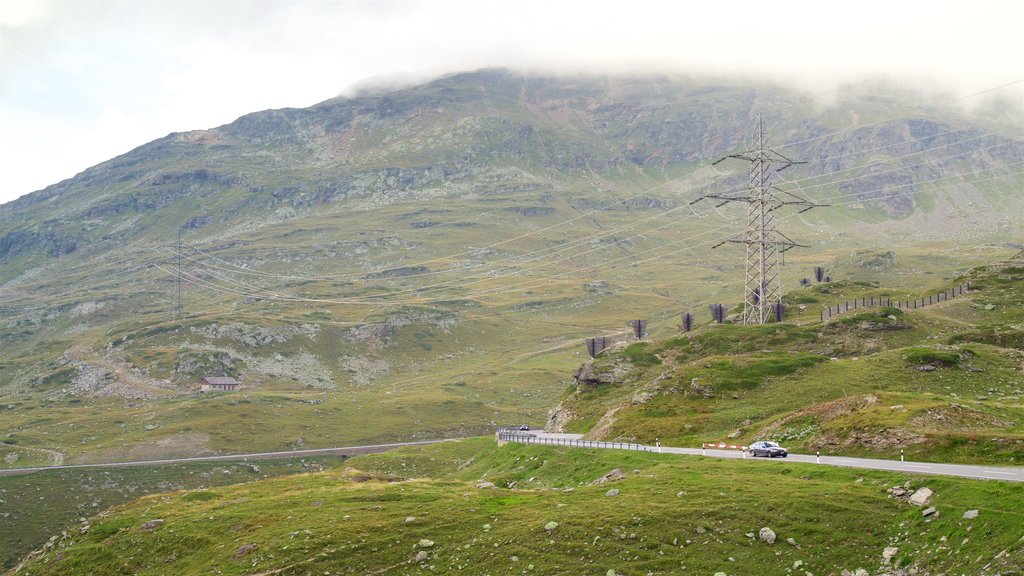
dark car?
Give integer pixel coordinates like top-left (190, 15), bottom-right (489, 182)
top-left (519, 424), bottom-right (531, 431)
top-left (749, 441), bottom-right (788, 458)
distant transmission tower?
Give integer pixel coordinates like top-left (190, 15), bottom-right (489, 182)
top-left (692, 115), bottom-right (824, 324)
top-left (174, 228), bottom-right (184, 320)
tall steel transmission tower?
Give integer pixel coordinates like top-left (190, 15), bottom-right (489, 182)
top-left (692, 115), bottom-right (823, 324)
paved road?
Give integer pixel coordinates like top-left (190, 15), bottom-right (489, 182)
top-left (517, 431), bottom-right (1024, 483)
top-left (0, 439), bottom-right (448, 477)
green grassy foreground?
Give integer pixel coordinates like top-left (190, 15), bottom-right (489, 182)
top-left (9, 438), bottom-right (1024, 575)
top-left (0, 456), bottom-right (344, 570)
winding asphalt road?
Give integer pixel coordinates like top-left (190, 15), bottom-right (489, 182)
top-left (517, 431), bottom-right (1024, 483)
top-left (0, 439), bottom-right (448, 477)
top-left (4, 433), bottom-right (1021, 483)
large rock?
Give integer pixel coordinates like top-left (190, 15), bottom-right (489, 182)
top-left (882, 546), bottom-right (899, 564)
top-left (593, 468), bottom-right (624, 484)
top-left (605, 488), bottom-right (620, 497)
top-left (963, 509), bottom-right (979, 519)
top-left (138, 519), bottom-right (164, 531)
top-left (759, 527), bottom-right (776, 544)
top-left (909, 487), bottom-right (933, 506)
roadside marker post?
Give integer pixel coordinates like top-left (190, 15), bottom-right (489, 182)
top-left (901, 449), bottom-right (904, 462)
top-left (816, 450), bottom-right (820, 464)
top-left (656, 438), bottom-right (661, 453)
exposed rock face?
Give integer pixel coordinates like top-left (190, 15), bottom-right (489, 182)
top-left (858, 250), bottom-right (897, 271)
top-left (545, 402), bottom-right (573, 433)
top-left (191, 322), bottom-right (320, 347)
top-left (572, 359), bottom-right (631, 388)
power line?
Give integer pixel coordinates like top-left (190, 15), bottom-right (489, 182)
top-left (174, 130), bottom-right (1017, 305)
top-left (161, 163), bottom-right (1024, 310)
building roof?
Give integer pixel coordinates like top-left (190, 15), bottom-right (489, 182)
top-left (202, 376), bottom-right (239, 385)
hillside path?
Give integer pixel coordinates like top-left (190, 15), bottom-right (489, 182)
top-left (0, 439), bottom-right (448, 477)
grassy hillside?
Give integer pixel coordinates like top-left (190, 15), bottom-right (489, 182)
top-left (9, 438), bottom-right (1023, 575)
top-left (0, 456), bottom-right (344, 570)
top-left (549, 258), bottom-right (1024, 464)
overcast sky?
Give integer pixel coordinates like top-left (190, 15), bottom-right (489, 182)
top-left (1, 0), bottom-right (1022, 204)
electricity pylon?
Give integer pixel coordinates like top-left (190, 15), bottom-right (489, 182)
top-left (692, 115), bottom-right (823, 324)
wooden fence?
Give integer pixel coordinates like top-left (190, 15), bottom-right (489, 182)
top-left (820, 282), bottom-right (970, 322)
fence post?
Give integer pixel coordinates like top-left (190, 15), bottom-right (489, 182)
top-left (702, 444), bottom-right (706, 456)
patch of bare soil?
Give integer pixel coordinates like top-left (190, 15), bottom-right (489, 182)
top-left (759, 394), bottom-right (879, 436)
top-left (817, 428), bottom-right (926, 450)
top-left (70, 433), bottom-right (213, 464)
top-left (909, 404), bottom-right (1013, 431)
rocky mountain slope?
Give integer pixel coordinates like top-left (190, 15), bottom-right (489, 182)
top-left (1, 69), bottom-right (1022, 465)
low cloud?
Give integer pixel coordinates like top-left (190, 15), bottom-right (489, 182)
top-left (1, 0), bottom-right (1022, 203)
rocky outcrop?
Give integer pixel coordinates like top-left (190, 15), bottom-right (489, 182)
top-left (191, 322), bottom-right (320, 347)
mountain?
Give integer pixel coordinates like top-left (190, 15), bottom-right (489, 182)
top-left (1, 69), bottom-right (1022, 468)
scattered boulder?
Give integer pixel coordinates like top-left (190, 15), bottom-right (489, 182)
top-left (544, 521), bottom-right (559, 533)
top-left (759, 527), bottom-right (777, 544)
top-left (414, 550), bottom-right (428, 562)
top-left (909, 487), bottom-right (933, 506)
top-left (405, 516), bottom-right (416, 523)
top-left (888, 485), bottom-right (911, 500)
top-left (605, 488), bottom-right (620, 497)
top-left (139, 519), bottom-right (164, 531)
top-left (417, 539), bottom-right (434, 548)
top-left (476, 481), bottom-right (496, 489)
top-left (594, 468), bottom-right (625, 484)
top-left (786, 537), bottom-right (800, 548)
top-left (922, 507), bottom-right (937, 517)
top-left (233, 544), bottom-right (257, 558)
top-left (963, 509), bottom-right (979, 519)
top-left (882, 546), bottom-right (899, 564)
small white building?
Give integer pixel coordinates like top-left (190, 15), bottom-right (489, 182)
top-left (199, 376), bottom-right (239, 392)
